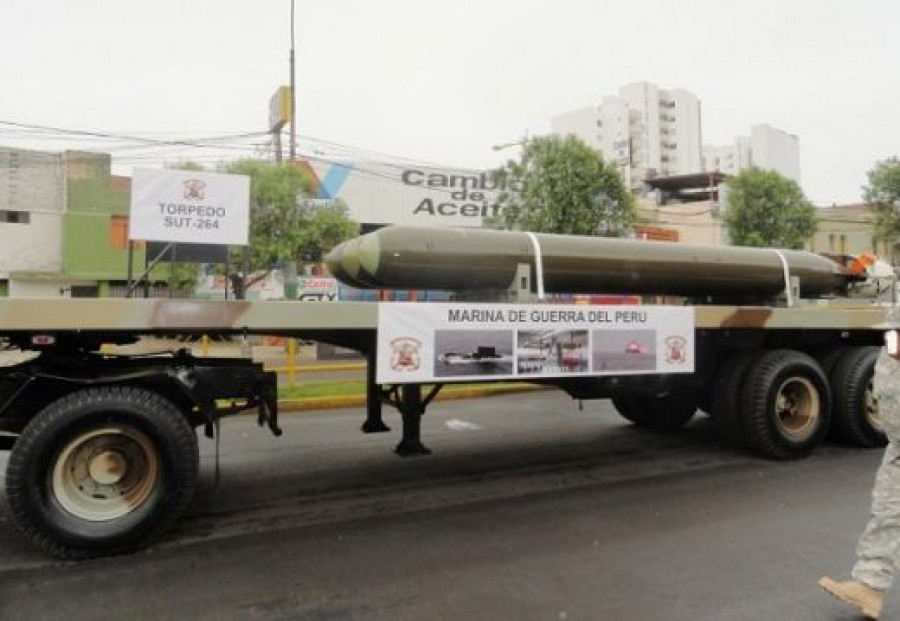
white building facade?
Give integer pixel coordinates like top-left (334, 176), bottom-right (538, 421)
top-left (551, 82), bottom-right (703, 191)
top-left (0, 147), bottom-right (66, 296)
top-left (702, 124), bottom-right (800, 183)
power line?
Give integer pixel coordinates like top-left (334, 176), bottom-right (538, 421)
top-left (0, 118), bottom-right (488, 174)
top-left (0, 120), bottom-right (271, 150)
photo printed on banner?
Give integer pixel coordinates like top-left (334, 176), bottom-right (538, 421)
top-left (592, 329), bottom-right (657, 372)
top-left (517, 329), bottom-right (589, 375)
top-left (434, 330), bottom-right (514, 377)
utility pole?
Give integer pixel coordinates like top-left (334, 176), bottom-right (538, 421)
top-left (273, 131), bottom-right (282, 163)
top-left (289, 0), bottom-right (297, 161)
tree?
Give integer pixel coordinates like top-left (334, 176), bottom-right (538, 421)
top-left (491, 135), bottom-right (636, 236)
top-left (865, 157), bottom-right (900, 244)
top-left (222, 160), bottom-right (357, 298)
top-left (723, 168), bottom-right (816, 249)
top-left (295, 200), bottom-right (359, 264)
top-left (225, 159), bottom-right (311, 276)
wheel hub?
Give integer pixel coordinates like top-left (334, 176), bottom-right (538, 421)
top-left (51, 425), bottom-right (159, 522)
top-left (865, 379), bottom-right (884, 432)
top-left (776, 378), bottom-right (818, 436)
top-left (88, 450), bottom-right (127, 486)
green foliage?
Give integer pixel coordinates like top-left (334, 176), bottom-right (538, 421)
top-left (865, 157), bottom-right (900, 242)
top-left (723, 168), bottom-right (816, 249)
top-left (224, 159), bottom-right (314, 271)
top-left (217, 160), bottom-right (358, 297)
top-left (164, 160), bottom-right (358, 298)
top-left (295, 199), bottom-right (359, 263)
top-left (491, 135), bottom-right (636, 236)
top-left (164, 263), bottom-right (202, 295)
top-left (221, 160), bottom-right (358, 268)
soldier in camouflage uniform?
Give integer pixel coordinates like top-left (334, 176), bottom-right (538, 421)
top-left (820, 323), bottom-right (900, 620)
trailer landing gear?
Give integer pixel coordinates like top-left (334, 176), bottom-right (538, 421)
top-left (361, 353), bottom-right (390, 434)
top-left (380, 383), bottom-right (443, 456)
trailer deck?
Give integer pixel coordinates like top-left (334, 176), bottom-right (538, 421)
top-left (0, 298), bottom-right (890, 336)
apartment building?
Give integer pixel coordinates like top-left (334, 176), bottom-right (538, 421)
top-left (551, 82), bottom-right (702, 191)
top-left (702, 124), bottom-right (800, 183)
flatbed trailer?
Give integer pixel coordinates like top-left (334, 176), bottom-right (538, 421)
top-left (0, 296), bottom-right (892, 559)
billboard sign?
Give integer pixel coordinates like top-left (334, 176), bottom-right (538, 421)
top-left (305, 157), bottom-right (520, 228)
top-left (376, 303), bottom-right (694, 384)
top-left (297, 276), bottom-right (339, 301)
top-left (269, 85), bottom-right (292, 132)
top-left (129, 168), bottom-right (250, 245)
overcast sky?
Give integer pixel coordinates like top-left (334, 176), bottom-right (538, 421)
top-left (2, 0), bottom-right (897, 205)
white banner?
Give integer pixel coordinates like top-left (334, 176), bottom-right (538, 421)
top-left (376, 303), bottom-right (694, 384)
top-left (129, 168), bottom-right (250, 245)
top-left (306, 158), bottom-right (517, 228)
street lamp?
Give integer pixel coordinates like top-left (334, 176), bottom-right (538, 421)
top-left (492, 139), bottom-right (526, 152)
top-left (491, 131), bottom-right (531, 152)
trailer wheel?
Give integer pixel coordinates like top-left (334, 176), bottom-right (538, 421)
top-left (5, 386), bottom-right (199, 559)
top-left (710, 350), bottom-right (759, 448)
top-left (830, 346), bottom-right (886, 448)
top-left (740, 350), bottom-right (830, 460)
top-left (611, 391), bottom-right (697, 431)
top-left (814, 346), bottom-right (848, 379)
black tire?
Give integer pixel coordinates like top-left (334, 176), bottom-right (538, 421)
top-left (5, 386), bottom-right (199, 559)
top-left (814, 346), bottom-right (849, 379)
top-left (709, 350), bottom-right (760, 448)
top-left (740, 349), bottom-right (831, 460)
top-left (830, 346), bottom-right (886, 448)
top-left (611, 391), bottom-right (697, 431)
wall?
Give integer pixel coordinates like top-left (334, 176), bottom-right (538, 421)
top-left (9, 279), bottom-right (72, 298)
top-left (636, 198), bottom-right (724, 246)
top-left (810, 204), bottom-right (888, 260)
top-left (670, 89), bottom-right (702, 175)
top-left (0, 213), bottom-right (63, 276)
top-left (620, 82), bottom-right (662, 178)
top-left (551, 98), bottom-right (634, 188)
top-left (0, 147), bottom-right (65, 277)
top-left (551, 106), bottom-right (601, 149)
top-left (62, 151), bottom-right (145, 281)
top-left (751, 124), bottom-right (801, 183)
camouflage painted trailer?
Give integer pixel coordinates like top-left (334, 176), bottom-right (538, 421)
top-left (0, 231), bottom-right (895, 559)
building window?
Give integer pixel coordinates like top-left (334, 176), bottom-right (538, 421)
top-left (110, 215), bottom-right (144, 250)
top-left (0, 210), bottom-right (30, 224)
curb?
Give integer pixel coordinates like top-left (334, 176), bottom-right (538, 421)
top-left (269, 362), bottom-right (366, 373)
top-left (278, 383), bottom-right (547, 413)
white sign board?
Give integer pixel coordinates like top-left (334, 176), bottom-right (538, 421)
top-left (129, 168), bottom-right (250, 245)
top-left (376, 303), bottom-right (694, 384)
top-left (305, 157), bottom-right (518, 228)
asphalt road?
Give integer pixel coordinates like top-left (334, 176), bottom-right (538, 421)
top-left (0, 391), bottom-right (890, 620)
